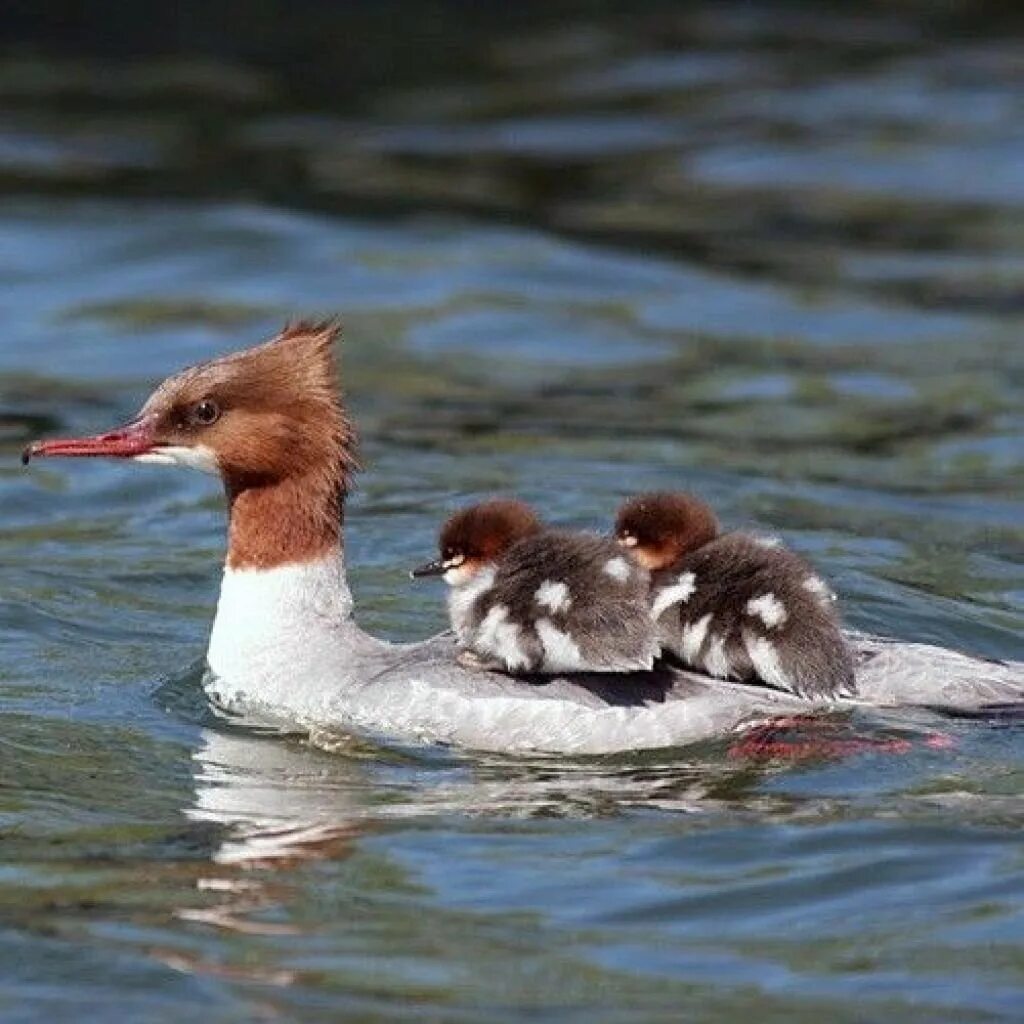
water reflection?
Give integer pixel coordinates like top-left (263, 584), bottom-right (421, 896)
top-left (182, 711), bottom-right (958, 870)
top-left (161, 710), bottom-right (1024, 1019)
top-left (184, 726), bottom-right (755, 867)
top-left (178, 724), bottom-right (752, 956)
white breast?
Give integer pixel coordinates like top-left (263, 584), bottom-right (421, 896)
top-left (207, 553), bottom-right (360, 713)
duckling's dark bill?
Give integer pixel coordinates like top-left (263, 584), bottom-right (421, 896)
top-left (410, 559), bottom-right (445, 579)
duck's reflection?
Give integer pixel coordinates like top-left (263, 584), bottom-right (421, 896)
top-left (149, 729), bottom-right (376, 988)
top-left (183, 723), bottom-right (782, 872)
top-left (185, 728), bottom-right (373, 868)
top-left (154, 712), bottom-right (953, 992)
top-left (180, 710), bottom-right (952, 884)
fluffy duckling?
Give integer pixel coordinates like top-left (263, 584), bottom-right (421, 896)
top-left (412, 499), bottom-right (658, 675)
top-left (614, 492), bottom-right (855, 699)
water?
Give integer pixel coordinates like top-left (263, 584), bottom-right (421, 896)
top-left (1, 5), bottom-right (1023, 1020)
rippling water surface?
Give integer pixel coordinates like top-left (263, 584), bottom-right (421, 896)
top-left (1, 5), bottom-right (1023, 1020)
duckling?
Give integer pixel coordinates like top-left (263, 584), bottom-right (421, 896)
top-left (614, 492), bottom-right (855, 699)
top-left (412, 499), bottom-right (659, 675)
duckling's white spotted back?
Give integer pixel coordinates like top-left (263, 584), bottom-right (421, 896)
top-left (449, 530), bottom-right (658, 674)
top-left (649, 532), bottom-right (855, 699)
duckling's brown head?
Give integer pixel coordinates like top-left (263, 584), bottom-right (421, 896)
top-left (614, 491), bottom-right (720, 571)
top-left (411, 499), bottom-right (543, 585)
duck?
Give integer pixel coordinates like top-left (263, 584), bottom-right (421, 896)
top-left (21, 321), bottom-right (1024, 754)
top-left (411, 498), bottom-right (659, 674)
top-left (614, 491), bottom-right (855, 699)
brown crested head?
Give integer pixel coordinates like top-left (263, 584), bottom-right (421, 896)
top-left (614, 491), bottom-right (720, 571)
top-left (25, 320), bottom-right (359, 569)
top-left (410, 499), bottom-right (542, 583)
top-left (25, 319), bottom-right (356, 489)
top-left (137, 319), bottom-right (356, 494)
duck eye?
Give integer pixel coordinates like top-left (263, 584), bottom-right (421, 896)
top-left (191, 399), bottom-right (220, 426)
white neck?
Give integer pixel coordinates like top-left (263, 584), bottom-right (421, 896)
top-left (446, 565), bottom-right (497, 640)
top-left (206, 548), bottom-right (382, 716)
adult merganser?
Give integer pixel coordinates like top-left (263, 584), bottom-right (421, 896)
top-left (22, 322), bottom-right (1024, 754)
top-left (615, 492), bottom-right (855, 699)
top-left (411, 499), bottom-right (658, 674)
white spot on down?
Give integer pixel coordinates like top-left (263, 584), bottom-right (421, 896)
top-left (746, 592), bottom-right (788, 629)
top-left (803, 576), bottom-right (836, 604)
top-left (679, 612), bottom-right (712, 664)
top-left (743, 634), bottom-right (792, 689)
top-left (535, 618), bottom-right (583, 671)
top-left (751, 534), bottom-right (782, 549)
top-left (473, 604), bottom-right (530, 672)
top-left (447, 565), bottom-right (496, 640)
top-left (534, 580), bottom-right (571, 613)
top-left (134, 444), bottom-right (218, 474)
top-left (650, 571), bottom-right (697, 620)
top-left (702, 634), bottom-right (733, 679)
top-left (602, 556), bottom-right (631, 582)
